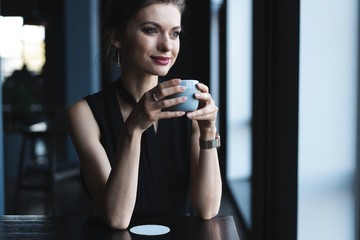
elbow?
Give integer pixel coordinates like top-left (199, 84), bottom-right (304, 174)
top-left (101, 199), bottom-right (133, 230)
top-left (103, 214), bottom-right (130, 230)
top-left (104, 215), bottom-right (131, 230)
top-left (197, 209), bottom-right (219, 220)
top-left (192, 195), bottom-right (221, 220)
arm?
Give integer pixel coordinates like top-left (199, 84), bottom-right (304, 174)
top-left (66, 79), bottom-right (187, 229)
top-left (66, 100), bottom-right (143, 229)
top-left (187, 83), bottom-right (222, 219)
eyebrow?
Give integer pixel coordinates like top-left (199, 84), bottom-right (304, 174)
top-left (140, 21), bottom-right (182, 30)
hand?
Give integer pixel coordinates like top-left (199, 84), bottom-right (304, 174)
top-left (186, 83), bottom-right (218, 137)
top-left (125, 79), bottom-right (187, 132)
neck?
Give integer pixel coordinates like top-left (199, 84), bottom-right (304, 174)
top-left (120, 74), bottom-right (158, 102)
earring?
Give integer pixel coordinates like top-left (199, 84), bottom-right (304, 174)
top-left (117, 49), bottom-right (120, 67)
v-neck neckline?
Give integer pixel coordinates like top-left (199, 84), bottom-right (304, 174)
top-left (116, 80), bottom-right (160, 134)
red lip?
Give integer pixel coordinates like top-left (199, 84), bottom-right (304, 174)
top-left (151, 56), bottom-right (171, 65)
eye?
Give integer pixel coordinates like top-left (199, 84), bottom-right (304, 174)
top-left (142, 27), bottom-right (158, 35)
top-left (170, 31), bottom-right (181, 39)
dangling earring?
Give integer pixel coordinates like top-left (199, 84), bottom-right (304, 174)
top-left (117, 49), bottom-right (120, 67)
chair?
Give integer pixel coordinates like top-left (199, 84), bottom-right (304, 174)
top-left (13, 121), bottom-right (79, 215)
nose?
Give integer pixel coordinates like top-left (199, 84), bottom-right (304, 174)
top-left (158, 34), bottom-right (172, 52)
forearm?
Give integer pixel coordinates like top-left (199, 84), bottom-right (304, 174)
top-left (191, 129), bottom-right (222, 219)
top-left (102, 127), bottom-right (142, 229)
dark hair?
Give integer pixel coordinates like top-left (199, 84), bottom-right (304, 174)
top-left (103, 0), bottom-right (186, 67)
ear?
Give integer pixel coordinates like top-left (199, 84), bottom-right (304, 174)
top-left (112, 40), bottom-right (121, 49)
top-left (110, 30), bottom-right (122, 49)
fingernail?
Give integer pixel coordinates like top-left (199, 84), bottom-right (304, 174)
top-left (182, 96), bottom-right (188, 101)
top-left (195, 92), bottom-right (201, 98)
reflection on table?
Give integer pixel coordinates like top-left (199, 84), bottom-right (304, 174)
top-left (0, 215), bottom-right (240, 240)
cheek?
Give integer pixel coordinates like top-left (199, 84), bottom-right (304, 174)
top-left (172, 43), bottom-right (180, 61)
top-left (121, 39), bottom-right (147, 62)
top-left (133, 38), bottom-right (156, 59)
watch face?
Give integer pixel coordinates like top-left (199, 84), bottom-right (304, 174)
top-left (215, 135), bottom-right (221, 148)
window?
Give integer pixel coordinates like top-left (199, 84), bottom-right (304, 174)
top-left (298, 0), bottom-right (359, 239)
top-left (0, 16), bottom-right (45, 79)
top-left (226, 0), bottom-right (252, 229)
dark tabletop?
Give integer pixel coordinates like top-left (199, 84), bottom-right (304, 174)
top-left (0, 215), bottom-right (240, 240)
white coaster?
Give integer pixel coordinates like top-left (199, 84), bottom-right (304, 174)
top-left (130, 224), bottom-right (170, 236)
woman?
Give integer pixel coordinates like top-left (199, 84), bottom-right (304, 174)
top-left (66, 0), bottom-right (222, 230)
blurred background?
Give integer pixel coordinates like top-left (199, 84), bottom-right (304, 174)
top-left (0, 0), bottom-right (359, 240)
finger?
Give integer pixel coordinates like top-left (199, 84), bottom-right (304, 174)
top-left (158, 78), bottom-right (181, 88)
top-left (147, 90), bottom-right (187, 114)
top-left (187, 105), bottom-right (218, 119)
top-left (157, 111), bottom-right (186, 119)
top-left (160, 84), bottom-right (186, 100)
top-left (144, 109), bottom-right (186, 122)
top-left (152, 79), bottom-right (184, 100)
top-left (187, 111), bottom-right (217, 121)
top-left (196, 82), bottom-right (209, 93)
top-left (157, 96), bottom-right (188, 109)
top-left (194, 92), bottom-right (213, 102)
top-left (194, 92), bottom-right (216, 110)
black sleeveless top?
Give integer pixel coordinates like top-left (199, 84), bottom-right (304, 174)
top-left (84, 80), bottom-right (193, 217)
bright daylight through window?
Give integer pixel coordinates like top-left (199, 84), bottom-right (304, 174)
top-left (0, 16), bottom-right (45, 79)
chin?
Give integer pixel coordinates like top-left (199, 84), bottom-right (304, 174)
top-left (147, 63), bottom-right (174, 76)
top-left (158, 72), bottom-right (169, 77)
top-left (153, 68), bottom-right (171, 77)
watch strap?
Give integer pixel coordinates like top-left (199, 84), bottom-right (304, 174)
top-left (199, 132), bottom-right (221, 149)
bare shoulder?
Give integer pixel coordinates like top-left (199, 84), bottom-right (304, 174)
top-left (66, 99), bottom-right (99, 139)
top-left (66, 99), bottom-right (96, 126)
top-left (66, 99), bottom-right (90, 119)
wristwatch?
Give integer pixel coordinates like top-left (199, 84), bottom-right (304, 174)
top-left (199, 132), bottom-right (221, 149)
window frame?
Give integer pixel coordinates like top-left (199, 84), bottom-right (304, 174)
top-left (220, 0), bottom-right (300, 239)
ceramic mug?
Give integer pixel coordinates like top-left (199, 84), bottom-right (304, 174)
top-left (165, 79), bottom-right (199, 112)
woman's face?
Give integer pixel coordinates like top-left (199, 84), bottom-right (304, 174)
top-left (119, 3), bottom-right (182, 77)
